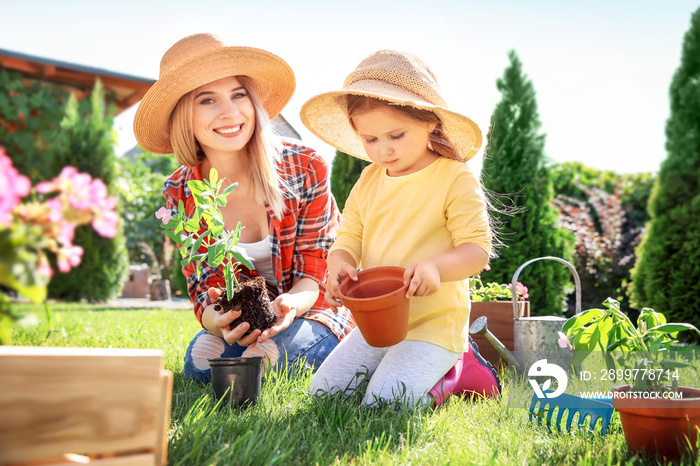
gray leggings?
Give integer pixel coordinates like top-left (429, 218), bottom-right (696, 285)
top-left (309, 328), bottom-right (460, 407)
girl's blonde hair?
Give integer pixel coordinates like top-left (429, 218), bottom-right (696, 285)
top-left (169, 76), bottom-right (289, 217)
top-left (344, 95), bottom-right (461, 161)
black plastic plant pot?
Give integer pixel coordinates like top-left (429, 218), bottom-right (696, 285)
top-left (208, 356), bottom-right (263, 408)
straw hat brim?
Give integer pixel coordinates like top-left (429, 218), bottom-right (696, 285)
top-left (134, 47), bottom-right (295, 155)
top-left (300, 80), bottom-right (482, 162)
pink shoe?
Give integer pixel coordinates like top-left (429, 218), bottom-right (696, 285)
top-left (430, 336), bottom-right (501, 407)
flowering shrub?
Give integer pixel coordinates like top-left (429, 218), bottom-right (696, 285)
top-left (470, 264), bottom-right (529, 302)
top-left (0, 147), bottom-right (119, 343)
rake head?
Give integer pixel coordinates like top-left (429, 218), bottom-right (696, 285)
top-left (529, 391), bottom-right (614, 435)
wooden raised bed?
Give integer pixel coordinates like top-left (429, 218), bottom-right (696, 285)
top-left (0, 347), bottom-right (172, 466)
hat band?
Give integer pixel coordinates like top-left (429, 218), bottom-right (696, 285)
top-left (347, 77), bottom-right (441, 106)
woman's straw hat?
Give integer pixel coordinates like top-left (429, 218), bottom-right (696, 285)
top-left (300, 50), bottom-right (482, 162)
top-left (134, 33), bottom-right (295, 155)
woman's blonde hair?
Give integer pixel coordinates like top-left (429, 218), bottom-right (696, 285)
top-left (344, 95), bottom-right (461, 161)
top-left (169, 76), bottom-right (289, 217)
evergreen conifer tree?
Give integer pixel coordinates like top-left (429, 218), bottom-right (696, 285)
top-left (481, 51), bottom-right (574, 316)
top-left (47, 81), bottom-right (129, 302)
top-left (330, 150), bottom-right (370, 211)
top-left (630, 8), bottom-right (700, 325)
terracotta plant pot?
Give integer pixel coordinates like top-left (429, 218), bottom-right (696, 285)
top-left (612, 385), bottom-right (700, 461)
top-left (339, 266), bottom-right (409, 348)
top-left (208, 357), bottom-right (263, 408)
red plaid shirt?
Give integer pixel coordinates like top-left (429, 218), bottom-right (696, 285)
top-left (162, 140), bottom-right (355, 341)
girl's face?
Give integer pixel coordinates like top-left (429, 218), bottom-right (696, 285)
top-left (192, 76), bottom-right (256, 157)
top-left (352, 107), bottom-right (437, 177)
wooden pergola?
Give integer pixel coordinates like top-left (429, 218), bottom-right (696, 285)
top-left (0, 48), bottom-right (155, 115)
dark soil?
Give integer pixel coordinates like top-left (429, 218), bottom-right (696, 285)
top-left (217, 276), bottom-right (276, 336)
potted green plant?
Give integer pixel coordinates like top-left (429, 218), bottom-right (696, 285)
top-left (469, 267), bottom-right (530, 367)
top-left (561, 297), bottom-right (700, 460)
top-left (156, 168), bottom-right (275, 334)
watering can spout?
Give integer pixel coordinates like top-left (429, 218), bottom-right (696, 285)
top-left (469, 316), bottom-right (523, 373)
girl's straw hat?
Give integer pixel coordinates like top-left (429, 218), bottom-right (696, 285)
top-left (134, 33), bottom-right (295, 155)
top-left (300, 50), bottom-right (482, 162)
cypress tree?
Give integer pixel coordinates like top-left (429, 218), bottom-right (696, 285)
top-left (47, 81), bottom-right (129, 302)
top-left (630, 8), bottom-right (700, 325)
top-left (481, 51), bottom-right (574, 316)
top-left (330, 150), bottom-right (370, 211)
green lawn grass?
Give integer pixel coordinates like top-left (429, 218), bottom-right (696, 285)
top-left (8, 302), bottom-right (697, 466)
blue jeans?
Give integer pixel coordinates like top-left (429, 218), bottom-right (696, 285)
top-left (183, 318), bottom-right (340, 383)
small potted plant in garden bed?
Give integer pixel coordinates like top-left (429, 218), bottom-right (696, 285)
top-left (156, 168), bottom-right (275, 334)
top-left (469, 266), bottom-right (530, 367)
top-left (562, 297), bottom-right (700, 461)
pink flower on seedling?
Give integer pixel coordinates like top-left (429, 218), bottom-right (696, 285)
top-left (483, 263), bottom-right (491, 272)
top-left (0, 148), bottom-right (31, 227)
top-left (155, 207), bottom-right (172, 225)
top-left (557, 331), bottom-right (573, 350)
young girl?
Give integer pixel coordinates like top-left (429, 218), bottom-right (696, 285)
top-left (300, 50), bottom-right (499, 407)
top-left (133, 33), bottom-right (355, 383)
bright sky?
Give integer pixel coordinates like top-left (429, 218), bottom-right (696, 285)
top-left (1, 0), bottom-right (697, 175)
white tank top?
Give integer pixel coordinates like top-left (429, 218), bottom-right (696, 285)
top-left (238, 236), bottom-right (278, 287)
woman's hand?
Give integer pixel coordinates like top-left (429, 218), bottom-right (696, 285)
top-left (325, 261), bottom-right (358, 312)
top-left (256, 293), bottom-right (298, 344)
top-left (403, 260), bottom-right (441, 298)
top-left (206, 288), bottom-right (261, 346)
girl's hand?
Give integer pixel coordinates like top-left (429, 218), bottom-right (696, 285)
top-left (403, 260), bottom-right (441, 298)
top-left (207, 288), bottom-right (261, 346)
top-left (325, 262), bottom-right (358, 312)
top-left (257, 293), bottom-right (298, 343)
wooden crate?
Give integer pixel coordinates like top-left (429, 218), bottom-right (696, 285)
top-left (470, 301), bottom-right (530, 368)
top-left (0, 347), bottom-right (173, 466)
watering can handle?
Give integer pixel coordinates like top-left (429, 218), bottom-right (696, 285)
top-left (512, 256), bottom-right (581, 319)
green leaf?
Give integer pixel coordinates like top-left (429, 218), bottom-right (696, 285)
top-left (221, 182), bottom-right (238, 197)
top-left (606, 337), bottom-right (632, 352)
top-left (187, 180), bottom-right (208, 195)
top-left (184, 219), bottom-right (201, 233)
top-left (191, 230), bottom-right (209, 256)
top-left (196, 260), bottom-right (203, 279)
top-left (562, 308), bottom-right (604, 335)
top-left (230, 245), bottom-right (255, 270)
top-left (209, 168), bottom-right (218, 187)
top-left (207, 241), bottom-right (226, 267)
top-left (208, 215), bottom-right (225, 237)
top-left (193, 193), bottom-right (209, 206)
top-left (181, 235), bottom-right (193, 253)
top-left (180, 255), bottom-right (202, 266)
top-left (163, 229), bottom-right (184, 245)
top-left (572, 324), bottom-right (600, 353)
top-left (215, 195), bottom-right (227, 207)
top-left (178, 199), bottom-right (185, 219)
top-left (595, 315), bottom-right (614, 351)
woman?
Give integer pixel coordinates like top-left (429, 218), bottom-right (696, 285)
top-left (133, 33), bottom-right (354, 382)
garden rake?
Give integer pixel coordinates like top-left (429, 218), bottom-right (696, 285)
top-left (529, 390), bottom-right (614, 435)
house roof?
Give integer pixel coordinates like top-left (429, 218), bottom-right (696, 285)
top-left (0, 48), bottom-right (155, 115)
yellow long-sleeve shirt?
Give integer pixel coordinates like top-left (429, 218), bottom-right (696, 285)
top-left (331, 157), bottom-right (492, 352)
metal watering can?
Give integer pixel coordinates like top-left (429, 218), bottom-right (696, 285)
top-left (470, 256), bottom-right (581, 373)
top-left (512, 256), bottom-right (581, 373)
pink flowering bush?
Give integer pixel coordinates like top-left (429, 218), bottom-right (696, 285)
top-left (470, 263), bottom-right (529, 302)
top-left (0, 147), bottom-right (119, 343)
